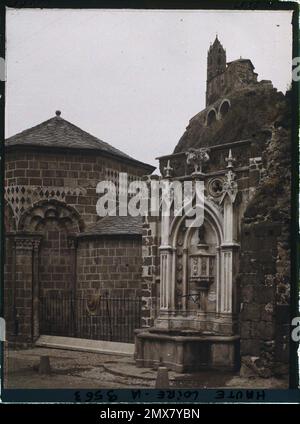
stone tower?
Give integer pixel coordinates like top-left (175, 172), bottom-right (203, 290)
top-left (135, 38), bottom-right (291, 381)
top-left (206, 36), bottom-right (226, 106)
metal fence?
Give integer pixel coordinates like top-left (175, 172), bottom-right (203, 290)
top-left (39, 291), bottom-right (141, 343)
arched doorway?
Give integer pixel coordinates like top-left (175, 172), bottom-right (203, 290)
top-left (19, 200), bottom-right (83, 337)
top-left (166, 200), bottom-right (224, 330)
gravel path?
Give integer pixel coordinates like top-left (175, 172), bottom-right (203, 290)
top-left (3, 347), bottom-right (288, 389)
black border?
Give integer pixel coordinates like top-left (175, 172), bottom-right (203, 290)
top-left (2, 0), bottom-right (299, 11)
top-left (0, 0), bottom-right (299, 404)
top-left (0, 0), bottom-right (5, 405)
top-left (290, 1), bottom-right (299, 391)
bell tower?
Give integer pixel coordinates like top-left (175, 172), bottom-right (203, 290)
top-left (206, 36), bottom-right (226, 106)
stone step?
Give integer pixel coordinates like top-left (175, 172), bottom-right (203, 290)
top-left (35, 335), bottom-right (134, 356)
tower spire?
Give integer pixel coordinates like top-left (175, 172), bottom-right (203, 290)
top-left (206, 36), bottom-right (227, 106)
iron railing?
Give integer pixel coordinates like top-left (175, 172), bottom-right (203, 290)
top-left (39, 291), bottom-right (141, 343)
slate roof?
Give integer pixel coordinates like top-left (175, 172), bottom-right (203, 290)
top-left (78, 215), bottom-right (143, 237)
top-left (5, 111), bottom-right (155, 171)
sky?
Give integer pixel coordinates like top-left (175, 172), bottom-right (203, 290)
top-left (5, 8), bottom-right (293, 168)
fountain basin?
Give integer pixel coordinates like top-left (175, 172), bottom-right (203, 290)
top-left (134, 327), bottom-right (240, 373)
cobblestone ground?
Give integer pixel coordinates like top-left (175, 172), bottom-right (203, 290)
top-left (3, 347), bottom-right (288, 389)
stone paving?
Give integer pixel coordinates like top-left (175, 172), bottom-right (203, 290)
top-left (3, 347), bottom-right (288, 390)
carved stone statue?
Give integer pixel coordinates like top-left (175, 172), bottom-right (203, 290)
top-left (186, 147), bottom-right (210, 175)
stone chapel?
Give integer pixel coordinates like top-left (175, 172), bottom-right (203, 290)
top-left (4, 36), bottom-right (292, 379)
top-left (135, 37), bottom-right (291, 378)
top-left (4, 112), bottom-right (154, 344)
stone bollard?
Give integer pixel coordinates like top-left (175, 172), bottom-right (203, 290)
top-left (155, 366), bottom-right (170, 389)
top-left (38, 355), bottom-right (51, 375)
top-left (3, 340), bottom-right (9, 387)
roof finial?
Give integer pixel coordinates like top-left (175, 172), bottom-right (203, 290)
top-left (55, 110), bottom-right (61, 117)
top-left (225, 149), bottom-right (235, 169)
top-left (163, 160), bottom-right (173, 178)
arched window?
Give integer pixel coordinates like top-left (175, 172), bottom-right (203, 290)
top-left (19, 200), bottom-right (83, 300)
top-left (207, 109), bottom-right (217, 126)
top-left (219, 100), bottom-right (230, 118)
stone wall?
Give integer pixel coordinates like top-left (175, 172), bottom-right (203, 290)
top-left (76, 235), bottom-right (142, 298)
top-left (140, 216), bottom-right (160, 328)
top-left (239, 112), bottom-right (291, 377)
top-left (4, 237), bottom-right (15, 339)
top-left (4, 204), bottom-right (15, 338)
top-left (39, 221), bottom-right (75, 295)
top-left (239, 222), bottom-right (280, 377)
top-left (4, 147), bottom-right (150, 344)
top-left (5, 234), bottom-right (42, 345)
top-left (5, 149), bottom-right (147, 228)
top-left (206, 60), bottom-right (258, 106)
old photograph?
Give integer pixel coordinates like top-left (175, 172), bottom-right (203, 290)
top-left (2, 7), bottom-right (295, 392)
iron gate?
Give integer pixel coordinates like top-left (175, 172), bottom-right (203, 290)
top-left (39, 291), bottom-right (142, 343)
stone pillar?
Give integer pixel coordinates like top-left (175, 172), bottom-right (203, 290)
top-left (4, 234), bottom-right (16, 340)
top-left (219, 196), bottom-right (238, 315)
top-left (68, 236), bottom-right (77, 336)
top-left (219, 244), bottom-right (239, 315)
top-left (218, 160), bottom-right (239, 332)
top-left (181, 247), bottom-right (188, 311)
top-left (32, 238), bottom-right (41, 341)
top-left (13, 234), bottom-right (42, 345)
top-left (158, 205), bottom-right (177, 322)
top-left (141, 215), bottom-right (160, 328)
top-left (159, 246), bottom-right (174, 312)
top-left (139, 175), bottom-right (161, 328)
top-left (156, 172), bottom-right (176, 326)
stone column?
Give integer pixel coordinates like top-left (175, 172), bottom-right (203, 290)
top-left (219, 245), bottom-right (239, 314)
top-left (218, 196), bottom-right (239, 315)
top-left (181, 247), bottom-right (189, 311)
top-left (68, 236), bottom-right (77, 336)
top-left (32, 238), bottom-right (41, 341)
top-left (14, 233), bottom-right (42, 345)
top-left (5, 234), bottom-right (17, 340)
top-left (140, 175), bottom-right (160, 328)
top-left (159, 246), bottom-right (174, 312)
top-left (159, 208), bottom-right (175, 315)
top-left (157, 169), bottom-right (176, 325)
top-left (217, 154), bottom-right (240, 333)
